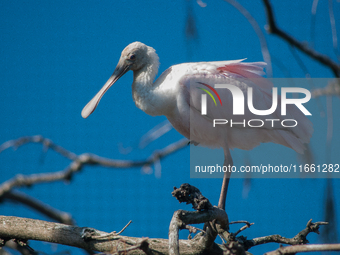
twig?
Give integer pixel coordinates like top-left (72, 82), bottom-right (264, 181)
top-left (312, 79), bottom-right (340, 97)
top-left (229, 220), bottom-right (252, 225)
top-left (223, 0), bottom-right (273, 77)
top-left (0, 135), bottom-right (77, 160)
top-left (326, 95), bottom-right (333, 164)
top-left (265, 243), bottom-right (340, 255)
top-left (2, 190), bottom-right (75, 225)
top-left (117, 220), bottom-right (132, 235)
top-left (90, 221), bottom-right (132, 240)
top-left (0, 136), bottom-right (188, 198)
top-left (139, 120), bottom-right (173, 149)
top-left (232, 222), bottom-right (254, 237)
top-left (328, 0), bottom-right (340, 61)
top-left (244, 219), bottom-right (328, 250)
top-left (289, 46), bottom-right (311, 78)
top-left (262, 0), bottom-right (340, 77)
top-left (0, 216), bottom-right (158, 254)
top-left (310, 0), bottom-right (319, 47)
top-left (184, 225), bottom-right (205, 235)
top-left (0, 213), bottom-right (331, 254)
top-left (2, 240), bottom-right (37, 255)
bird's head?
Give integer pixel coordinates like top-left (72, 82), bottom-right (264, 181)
top-left (121, 42), bottom-right (157, 71)
top-left (81, 41), bottom-right (159, 119)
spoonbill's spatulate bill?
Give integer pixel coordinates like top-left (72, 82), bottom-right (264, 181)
top-left (81, 42), bottom-right (313, 210)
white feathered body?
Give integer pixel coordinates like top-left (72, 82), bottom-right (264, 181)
top-left (132, 58), bottom-right (313, 154)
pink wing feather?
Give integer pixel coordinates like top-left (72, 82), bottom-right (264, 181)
top-left (177, 59), bottom-right (313, 153)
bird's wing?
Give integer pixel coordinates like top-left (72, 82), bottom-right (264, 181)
top-left (177, 60), bottom-right (276, 124)
top-left (176, 60), bottom-right (313, 153)
top-left (181, 59), bottom-right (272, 91)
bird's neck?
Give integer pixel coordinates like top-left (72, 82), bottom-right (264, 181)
top-left (132, 64), bottom-right (174, 117)
top-left (133, 64), bottom-right (157, 89)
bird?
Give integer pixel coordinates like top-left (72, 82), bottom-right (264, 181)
top-left (81, 42), bottom-right (313, 210)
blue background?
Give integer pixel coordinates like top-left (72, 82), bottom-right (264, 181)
top-left (1, 1), bottom-right (339, 254)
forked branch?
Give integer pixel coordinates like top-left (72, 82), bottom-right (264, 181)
top-left (262, 0), bottom-right (340, 77)
top-left (0, 135), bottom-right (188, 198)
top-left (0, 185), bottom-right (335, 255)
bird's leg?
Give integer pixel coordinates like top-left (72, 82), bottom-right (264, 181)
top-left (218, 147), bottom-right (233, 210)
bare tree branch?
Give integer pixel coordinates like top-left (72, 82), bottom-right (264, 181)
top-left (139, 121), bottom-right (173, 149)
top-left (0, 215), bottom-right (231, 255)
top-left (0, 185), bottom-right (332, 255)
top-left (262, 0), bottom-right (340, 77)
top-left (223, 0), bottom-right (273, 77)
top-left (244, 219), bottom-right (328, 250)
top-left (0, 240), bottom-right (36, 255)
top-left (169, 184), bottom-right (229, 255)
top-left (265, 243), bottom-right (340, 255)
top-left (328, 0), bottom-right (340, 61)
top-left (232, 222), bottom-right (254, 237)
top-left (1, 190), bottom-right (75, 225)
top-left (310, 0), bottom-right (319, 47)
top-left (1, 215), bottom-right (331, 254)
top-left (0, 135), bottom-right (77, 160)
top-left (312, 79), bottom-right (340, 97)
top-left (0, 216), bottom-right (156, 254)
top-left (90, 220), bottom-right (132, 240)
top-left (0, 136), bottom-right (188, 198)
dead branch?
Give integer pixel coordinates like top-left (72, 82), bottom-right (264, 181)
top-left (0, 240), bottom-right (35, 255)
top-left (0, 136), bottom-right (188, 198)
top-left (169, 184), bottom-right (229, 255)
top-left (0, 215), bottom-right (230, 255)
top-left (0, 216), bottom-right (155, 254)
top-left (0, 135), bottom-right (77, 160)
top-left (1, 216), bottom-right (329, 254)
top-left (90, 220), bottom-right (132, 240)
top-left (262, 0), bottom-right (340, 77)
top-left (168, 208), bottom-right (230, 255)
top-left (265, 243), bottom-right (340, 255)
top-left (223, 0), bottom-right (272, 77)
top-left (232, 222), bottom-right (254, 238)
top-left (172, 183), bottom-right (214, 211)
top-left (0, 188), bottom-right (332, 255)
top-left (244, 219), bottom-right (328, 250)
top-left (1, 190), bottom-right (75, 225)
top-left (312, 79), bottom-right (340, 97)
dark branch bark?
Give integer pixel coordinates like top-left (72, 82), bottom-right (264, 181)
top-left (262, 0), bottom-right (340, 77)
top-left (169, 184), bottom-right (229, 255)
top-left (244, 219), bottom-right (328, 250)
top-left (172, 183), bottom-right (214, 212)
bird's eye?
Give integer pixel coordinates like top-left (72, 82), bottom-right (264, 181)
top-left (129, 54), bottom-right (136, 60)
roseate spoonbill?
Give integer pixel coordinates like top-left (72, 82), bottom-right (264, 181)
top-left (81, 42), bottom-right (313, 210)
